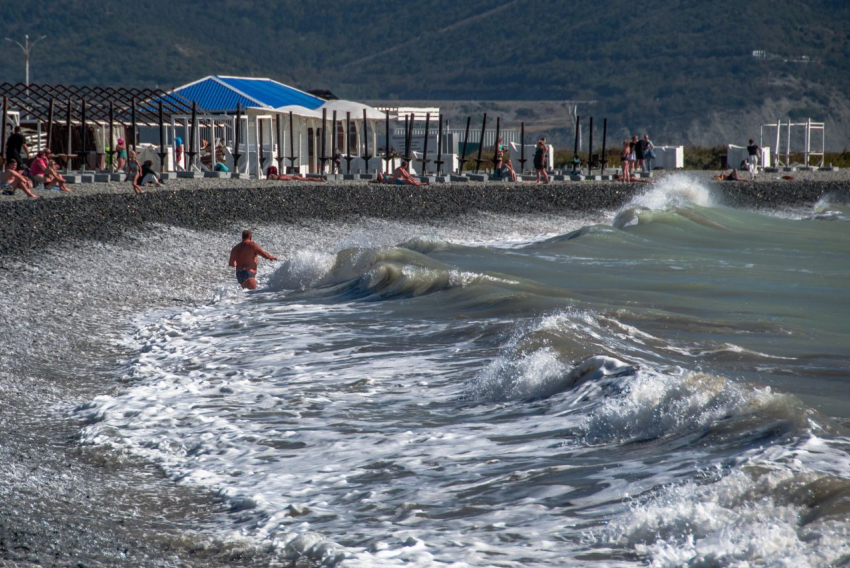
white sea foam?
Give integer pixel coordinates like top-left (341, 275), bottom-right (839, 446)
top-left (626, 173), bottom-right (718, 211)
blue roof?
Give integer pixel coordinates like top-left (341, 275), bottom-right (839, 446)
top-left (171, 76), bottom-right (325, 112)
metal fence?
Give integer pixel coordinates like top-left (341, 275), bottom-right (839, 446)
top-left (393, 128), bottom-right (522, 146)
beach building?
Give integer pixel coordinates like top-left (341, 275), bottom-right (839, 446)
top-left (162, 76), bottom-right (386, 176)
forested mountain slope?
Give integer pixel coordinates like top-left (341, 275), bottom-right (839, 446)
top-left (2, 0), bottom-right (848, 147)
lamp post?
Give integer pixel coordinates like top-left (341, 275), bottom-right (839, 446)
top-left (5, 34), bottom-right (47, 90)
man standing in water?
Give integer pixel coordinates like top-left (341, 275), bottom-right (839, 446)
top-left (229, 229), bottom-right (278, 290)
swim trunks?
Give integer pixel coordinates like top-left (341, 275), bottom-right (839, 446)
top-left (236, 269), bottom-right (256, 284)
top-left (395, 178), bottom-right (404, 185)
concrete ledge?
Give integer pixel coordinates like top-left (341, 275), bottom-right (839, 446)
top-left (343, 174), bottom-right (358, 181)
top-left (357, 173), bottom-right (377, 180)
top-left (417, 176), bottom-right (436, 184)
top-left (764, 167), bottom-right (780, 173)
top-left (93, 174), bottom-right (112, 183)
top-left (177, 171), bottom-right (203, 179)
top-left (230, 173), bottom-right (251, 180)
top-left (570, 175), bottom-right (584, 181)
top-left (109, 173), bottom-right (125, 182)
top-left (819, 166), bottom-right (840, 172)
top-left (434, 176), bottom-right (450, 183)
top-left (783, 167), bottom-right (798, 172)
top-left (584, 175), bottom-right (602, 181)
top-left (204, 171), bottom-right (229, 179)
top-left (450, 175), bottom-right (469, 182)
top-left (159, 172), bottom-right (178, 181)
top-left (325, 174), bottom-right (344, 182)
top-left (64, 174), bottom-right (95, 184)
top-left (467, 174), bottom-right (489, 182)
top-left (798, 166), bottom-right (815, 172)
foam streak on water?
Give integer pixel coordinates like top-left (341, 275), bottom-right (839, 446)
top-left (18, 176), bottom-right (849, 565)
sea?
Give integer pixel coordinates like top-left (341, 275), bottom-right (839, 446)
top-left (3, 174), bottom-right (850, 566)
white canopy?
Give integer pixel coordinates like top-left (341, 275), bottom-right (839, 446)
top-left (268, 105), bottom-right (325, 119)
top-left (319, 99), bottom-right (385, 120)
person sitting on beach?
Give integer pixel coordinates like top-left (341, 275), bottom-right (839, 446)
top-left (392, 160), bottom-right (424, 186)
top-left (43, 158), bottom-right (72, 192)
top-left (534, 138), bottom-right (550, 184)
top-left (127, 150), bottom-right (143, 194)
top-left (139, 160), bottom-right (164, 187)
top-left (29, 151), bottom-right (49, 188)
top-left (1, 160), bottom-right (40, 199)
top-left (229, 229), bottom-right (278, 290)
top-left (493, 137), bottom-right (505, 178)
top-left (501, 157), bottom-right (518, 182)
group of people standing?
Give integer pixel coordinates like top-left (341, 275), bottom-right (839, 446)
top-left (620, 134), bottom-right (656, 182)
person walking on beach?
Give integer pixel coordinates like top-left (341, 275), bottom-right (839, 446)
top-left (127, 150), bottom-right (143, 194)
top-left (534, 138), bottom-right (550, 184)
top-left (643, 134), bottom-right (656, 172)
top-left (114, 138), bottom-right (127, 172)
top-left (620, 140), bottom-right (631, 183)
top-left (229, 229), bottom-right (278, 290)
top-left (5, 126), bottom-right (28, 166)
top-left (746, 139), bottom-right (761, 180)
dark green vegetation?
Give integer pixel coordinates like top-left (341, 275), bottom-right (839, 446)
top-left (1, 0), bottom-right (849, 147)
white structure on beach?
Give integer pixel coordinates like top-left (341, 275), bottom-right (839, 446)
top-left (160, 75), bottom-right (387, 176)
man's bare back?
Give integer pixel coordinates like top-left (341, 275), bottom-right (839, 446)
top-left (228, 230), bottom-right (277, 289)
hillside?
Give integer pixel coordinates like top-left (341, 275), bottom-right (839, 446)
top-left (1, 0), bottom-right (848, 149)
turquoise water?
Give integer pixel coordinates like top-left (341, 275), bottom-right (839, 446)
top-left (16, 175), bottom-right (849, 564)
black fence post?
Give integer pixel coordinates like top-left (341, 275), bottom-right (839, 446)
top-left (233, 102), bottom-right (243, 173)
top-left (421, 112), bottom-right (430, 175)
top-left (1, 96), bottom-right (6, 161)
top-left (187, 101), bottom-right (198, 171)
top-left (384, 110), bottom-right (391, 174)
top-left (519, 122), bottom-right (527, 174)
top-left (130, 98), bottom-right (137, 152)
top-left (46, 97), bottom-right (55, 153)
top-left (571, 114), bottom-right (580, 174)
top-left (158, 99), bottom-right (167, 172)
top-left (492, 116), bottom-right (501, 177)
top-left (434, 114), bottom-right (444, 175)
top-left (362, 109), bottom-right (371, 174)
top-left (474, 113), bottom-right (487, 173)
top-left (287, 111), bottom-right (297, 173)
top-left (275, 112), bottom-right (284, 174)
top-left (319, 108), bottom-right (327, 173)
top-left (331, 110), bottom-right (338, 174)
top-left (106, 100), bottom-right (114, 170)
top-left (79, 98), bottom-right (87, 173)
top-left (458, 116), bottom-right (471, 174)
top-left (345, 111), bottom-right (353, 174)
top-left (601, 118), bottom-right (607, 176)
top-left (65, 98), bottom-right (72, 173)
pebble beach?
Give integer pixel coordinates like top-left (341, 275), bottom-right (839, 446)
top-left (1, 169), bottom-right (848, 257)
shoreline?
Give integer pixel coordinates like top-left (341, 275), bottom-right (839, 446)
top-left (2, 172), bottom-right (848, 258)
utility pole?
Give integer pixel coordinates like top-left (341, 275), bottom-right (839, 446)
top-left (5, 34), bottom-right (47, 92)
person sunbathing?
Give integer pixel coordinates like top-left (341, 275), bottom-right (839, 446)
top-left (392, 161), bottom-right (425, 186)
top-left (716, 168), bottom-right (743, 181)
top-left (267, 172), bottom-right (324, 181)
top-left (1, 160), bottom-right (40, 199)
top-left (44, 159), bottom-right (72, 192)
